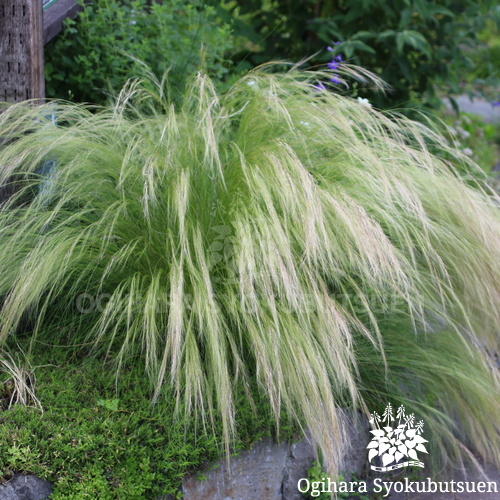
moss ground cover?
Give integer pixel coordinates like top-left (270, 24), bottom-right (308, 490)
top-left (0, 343), bottom-right (291, 499)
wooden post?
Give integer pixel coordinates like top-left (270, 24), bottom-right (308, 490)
top-left (0, 0), bottom-right (45, 103)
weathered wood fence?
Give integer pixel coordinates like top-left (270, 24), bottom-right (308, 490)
top-left (0, 0), bottom-right (79, 103)
top-left (0, 0), bottom-right (44, 102)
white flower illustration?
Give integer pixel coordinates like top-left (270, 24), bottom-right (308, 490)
top-left (367, 404), bottom-right (428, 469)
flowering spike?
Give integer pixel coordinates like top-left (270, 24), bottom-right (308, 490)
top-left (397, 405), bottom-right (405, 423)
top-left (405, 413), bottom-right (415, 429)
top-left (383, 403), bottom-right (395, 422)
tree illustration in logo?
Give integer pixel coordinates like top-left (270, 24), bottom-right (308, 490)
top-left (367, 403), bottom-right (428, 471)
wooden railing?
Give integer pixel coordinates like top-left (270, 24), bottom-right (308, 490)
top-left (43, 0), bottom-right (80, 44)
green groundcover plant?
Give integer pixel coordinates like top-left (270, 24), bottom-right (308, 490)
top-left (0, 66), bottom-right (500, 478)
top-left (0, 346), bottom-right (290, 498)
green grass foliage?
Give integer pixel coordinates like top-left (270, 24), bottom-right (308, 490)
top-left (1, 67), bottom-right (500, 476)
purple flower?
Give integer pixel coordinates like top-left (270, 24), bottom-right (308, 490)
top-left (493, 100), bottom-right (500, 108)
top-left (326, 44), bottom-right (343, 84)
top-left (315, 82), bottom-right (327, 91)
top-left (327, 42), bottom-right (341, 51)
top-left (327, 60), bottom-right (340, 71)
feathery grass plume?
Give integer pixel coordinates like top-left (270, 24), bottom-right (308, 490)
top-left (0, 66), bottom-right (499, 474)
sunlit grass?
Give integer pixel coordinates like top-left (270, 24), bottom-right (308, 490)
top-left (0, 66), bottom-right (499, 475)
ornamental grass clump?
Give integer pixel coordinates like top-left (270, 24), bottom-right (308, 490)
top-left (0, 67), bottom-right (499, 475)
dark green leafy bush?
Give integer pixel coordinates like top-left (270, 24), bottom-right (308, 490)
top-left (217, 0), bottom-right (500, 111)
top-left (467, 20), bottom-right (500, 96)
top-left (45, 0), bottom-right (234, 104)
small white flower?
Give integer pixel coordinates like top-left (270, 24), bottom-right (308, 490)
top-left (462, 147), bottom-right (473, 156)
top-left (299, 121), bottom-right (310, 127)
top-left (357, 97), bottom-right (372, 108)
top-left (461, 114), bottom-right (471, 125)
top-left (456, 126), bottom-right (470, 140)
top-left (246, 80), bottom-right (256, 87)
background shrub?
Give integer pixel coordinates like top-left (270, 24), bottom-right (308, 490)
top-left (44, 0), bottom-right (500, 113)
top-left (215, 0), bottom-right (500, 112)
top-left (442, 112), bottom-right (500, 172)
top-left (465, 19), bottom-right (500, 95)
top-left (45, 0), bottom-right (234, 104)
